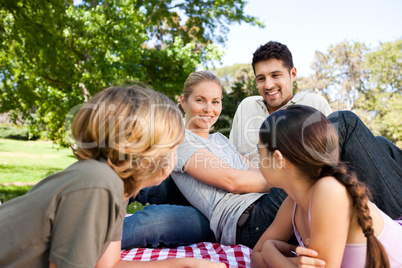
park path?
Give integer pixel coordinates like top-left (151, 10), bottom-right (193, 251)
top-left (1, 182), bottom-right (36, 186)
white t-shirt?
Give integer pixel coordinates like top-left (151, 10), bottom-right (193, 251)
top-left (171, 129), bottom-right (264, 245)
top-left (229, 92), bottom-right (332, 164)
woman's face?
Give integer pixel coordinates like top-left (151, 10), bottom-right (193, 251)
top-left (180, 81), bottom-right (222, 133)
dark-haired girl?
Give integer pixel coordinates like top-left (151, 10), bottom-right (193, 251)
top-left (252, 105), bottom-right (402, 268)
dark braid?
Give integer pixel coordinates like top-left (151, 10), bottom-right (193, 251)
top-left (260, 105), bottom-right (390, 268)
top-left (320, 164), bottom-right (390, 268)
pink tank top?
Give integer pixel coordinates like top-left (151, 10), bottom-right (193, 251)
top-left (292, 203), bottom-right (402, 267)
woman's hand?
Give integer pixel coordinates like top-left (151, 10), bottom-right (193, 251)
top-left (296, 246), bottom-right (326, 268)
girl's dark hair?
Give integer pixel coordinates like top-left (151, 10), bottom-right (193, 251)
top-left (259, 105), bottom-right (389, 268)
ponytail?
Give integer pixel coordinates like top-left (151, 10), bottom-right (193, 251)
top-left (320, 164), bottom-right (390, 268)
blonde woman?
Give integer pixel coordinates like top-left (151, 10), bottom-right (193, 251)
top-left (169, 71), bottom-right (285, 248)
top-left (0, 86), bottom-right (225, 268)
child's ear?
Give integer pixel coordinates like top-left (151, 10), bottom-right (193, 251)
top-left (179, 94), bottom-right (186, 109)
top-left (274, 150), bottom-right (284, 161)
top-left (274, 150), bottom-right (285, 169)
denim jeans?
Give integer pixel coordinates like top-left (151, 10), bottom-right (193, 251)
top-left (122, 204), bottom-right (215, 248)
top-left (328, 111), bottom-right (402, 219)
top-left (235, 188), bottom-right (293, 248)
top-left (134, 176), bottom-right (191, 206)
top-left (122, 177), bottom-right (215, 248)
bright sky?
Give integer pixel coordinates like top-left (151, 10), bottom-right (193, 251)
top-left (215, 0), bottom-right (402, 77)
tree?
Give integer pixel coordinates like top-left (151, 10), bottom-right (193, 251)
top-left (0, 0), bottom-right (263, 145)
top-left (356, 39), bottom-right (402, 146)
top-left (213, 63), bottom-right (249, 89)
top-left (298, 41), bottom-right (368, 111)
top-left (298, 39), bottom-right (402, 147)
top-left (212, 64), bottom-right (258, 137)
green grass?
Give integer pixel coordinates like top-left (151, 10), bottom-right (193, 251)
top-left (0, 139), bottom-right (77, 183)
top-left (0, 138), bottom-right (76, 202)
top-left (0, 139), bottom-right (148, 214)
top-left (126, 202), bottom-right (150, 214)
top-left (0, 185), bottom-right (33, 202)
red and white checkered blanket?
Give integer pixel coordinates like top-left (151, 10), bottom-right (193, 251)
top-left (120, 242), bottom-right (252, 268)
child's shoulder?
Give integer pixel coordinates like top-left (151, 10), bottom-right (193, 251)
top-left (313, 176), bottom-right (349, 199)
top-left (70, 159), bottom-right (122, 187)
top-left (311, 176), bottom-right (352, 219)
top-left (315, 175), bottom-right (345, 188)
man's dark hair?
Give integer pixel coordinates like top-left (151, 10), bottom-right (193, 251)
top-left (252, 41), bottom-right (294, 73)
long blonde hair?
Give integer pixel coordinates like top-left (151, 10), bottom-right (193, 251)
top-left (71, 85), bottom-right (185, 196)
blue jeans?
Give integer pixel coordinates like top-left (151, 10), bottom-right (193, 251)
top-left (134, 176), bottom-right (191, 206)
top-left (328, 111), bottom-right (402, 219)
top-left (122, 177), bottom-right (215, 248)
top-left (122, 204), bottom-right (215, 248)
top-left (235, 188), bottom-right (293, 248)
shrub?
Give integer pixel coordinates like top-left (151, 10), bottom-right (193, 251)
top-left (0, 124), bottom-right (40, 140)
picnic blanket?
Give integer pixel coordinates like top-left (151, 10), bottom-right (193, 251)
top-left (120, 218), bottom-right (402, 267)
top-left (120, 242), bottom-right (252, 268)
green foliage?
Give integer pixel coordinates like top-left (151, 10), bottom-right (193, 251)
top-left (212, 64), bottom-right (258, 137)
top-left (214, 63), bottom-right (250, 89)
top-left (299, 39), bottom-right (402, 147)
top-left (357, 40), bottom-right (402, 146)
top-left (364, 39), bottom-right (402, 92)
top-left (0, 0), bottom-right (263, 145)
top-left (0, 124), bottom-right (40, 140)
top-left (300, 41), bottom-right (369, 110)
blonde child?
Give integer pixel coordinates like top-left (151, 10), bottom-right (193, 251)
top-left (0, 85), bottom-right (225, 268)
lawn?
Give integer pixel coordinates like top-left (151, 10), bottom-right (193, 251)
top-left (0, 139), bottom-right (145, 212)
top-left (0, 139), bottom-right (77, 202)
top-left (0, 139), bottom-right (76, 183)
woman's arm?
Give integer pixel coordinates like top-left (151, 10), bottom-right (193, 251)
top-left (94, 241), bottom-right (226, 268)
top-left (251, 197), bottom-right (294, 268)
top-left (306, 177), bottom-right (352, 268)
top-left (183, 148), bottom-right (270, 193)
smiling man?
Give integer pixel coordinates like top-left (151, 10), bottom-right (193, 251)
top-left (229, 41), bottom-right (332, 164)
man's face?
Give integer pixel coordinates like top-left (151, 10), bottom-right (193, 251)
top-left (254, 59), bottom-right (297, 113)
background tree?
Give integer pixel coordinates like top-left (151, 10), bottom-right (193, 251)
top-left (0, 0), bottom-right (263, 144)
top-left (356, 39), bottom-right (402, 146)
top-left (212, 64), bottom-right (258, 137)
top-left (298, 41), bottom-right (369, 111)
top-left (299, 39), bottom-right (401, 147)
